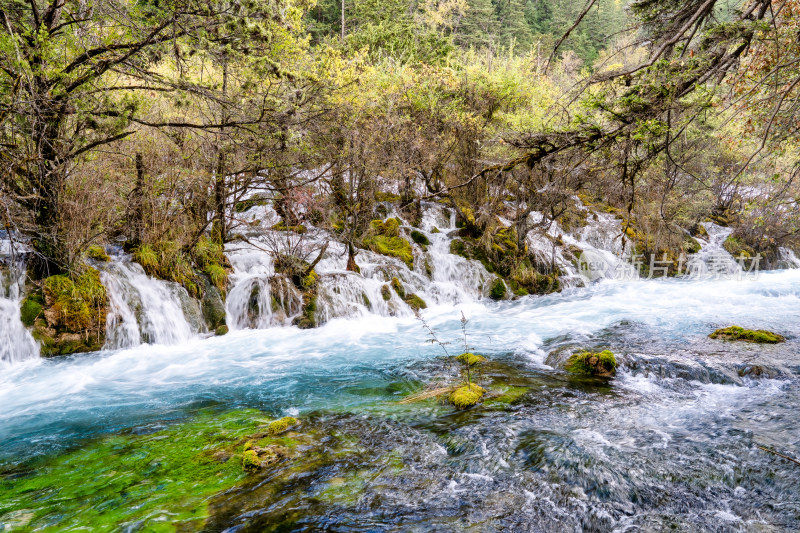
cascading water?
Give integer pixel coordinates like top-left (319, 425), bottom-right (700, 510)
top-left (686, 222), bottom-right (743, 277)
top-left (0, 259), bottom-right (39, 365)
top-left (778, 246), bottom-right (800, 268)
top-left (100, 260), bottom-right (204, 348)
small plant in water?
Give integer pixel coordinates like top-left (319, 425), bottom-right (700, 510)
top-left (413, 310), bottom-right (486, 409)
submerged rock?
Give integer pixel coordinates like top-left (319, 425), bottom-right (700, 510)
top-left (565, 350), bottom-right (617, 377)
top-left (709, 326), bottom-right (785, 344)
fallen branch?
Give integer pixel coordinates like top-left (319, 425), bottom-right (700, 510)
top-left (757, 445), bottom-right (800, 466)
top-left (398, 386), bottom-right (455, 404)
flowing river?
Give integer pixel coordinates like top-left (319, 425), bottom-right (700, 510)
top-left (1, 266), bottom-right (799, 531)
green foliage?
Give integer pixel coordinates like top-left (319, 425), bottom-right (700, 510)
top-left (449, 383), bottom-right (485, 409)
top-left (86, 245), bottom-right (111, 262)
top-left (709, 326), bottom-right (785, 344)
top-left (267, 416), bottom-right (299, 435)
top-left (42, 269), bottom-right (107, 332)
top-left (565, 350), bottom-right (617, 377)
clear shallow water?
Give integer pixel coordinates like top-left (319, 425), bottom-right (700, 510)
top-left (2, 270), bottom-right (800, 531)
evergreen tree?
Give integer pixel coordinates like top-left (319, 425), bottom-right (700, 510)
top-left (453, 0), bottom-right (499, 49)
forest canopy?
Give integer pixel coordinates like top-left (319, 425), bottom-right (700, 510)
top-left (0, 0), bottom-right (798, 280)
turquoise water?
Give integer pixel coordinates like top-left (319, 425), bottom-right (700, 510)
top-left (2, 271), bottom-right (800, 530)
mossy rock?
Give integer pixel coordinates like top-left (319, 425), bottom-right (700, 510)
top-left (86, 245), bottom-right (111, 262)
top-left (484, 385), bottom-right (528, 406)
top-left (683, 235), bottom-right (702, 254)
top-left (363, 219), bottom-right (413, 268)
top-left (20, 292), bottom-right (44, 327)
top-left (456, 352), bottom-right (486, 366)
top-left (709, 326), bottom-right (785, 344)
top-left (294, 294), bottom-right (317, 329)
top-left (489, 278), bottom-right (506, 300)
top-left (449, 383), bottom-right (486, 409)
top-left (215, 325), bottom-right (229, 336)
top-left (267, 416), bottom-right (299, 435)
top-left (375, 191), bottom-right (401, 203)
top-left (410, 230), bottom-right (430, 246)
top-left (234, 195), bottom-right (269, 213)
top-left (431, 227), bottom-right (440, 234)
top-left (42, 268), bottom-right (107, 334)
top-left (565, 350), bottom-right (617, 377)
top-left (404, 293), bottom-right (427, 311)
top-left (271, 221), bottom-right (308, 234)
top-left (380, 284), bottom-right (391, 301)
top-left (390, 277), bottom-right (405, 299)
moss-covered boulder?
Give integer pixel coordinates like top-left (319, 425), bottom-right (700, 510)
top-left (31, 268), bottom-right (108, 355)
top-left (410, 230), bottom-right (430, 246)
top-left (267, 416), bottom-right (299, 435)
top-left (404, 293), bottom-right (427, 311)
top-left (456, 352), bottom-right (486, 366)
top-left (709, 326), bottom-right (785, 344)
top-left (449, 383), bottom-right (486, 409)
top-left (722, 235), bottom-right (755, 259)
top-left (380, 284), bottom-right (391, 301)
top-left (86, 245), bottom-right (111, 262)
top-left (20, 292), bottom-right (43, 327)
top-left (215, 325), bottom-right (229, 336)
top-left (565, 350), bottom-right (617, 377)
top-left (489, 278), bottom-right (506, 300)
top-left (363, 219), bottom-right (413, 268)
top-left (390, 276), bottom-right (405, 299)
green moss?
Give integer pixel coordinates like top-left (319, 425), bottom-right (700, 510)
top-left (215, 325), bottom-right (229, 336)
top-left (565, 350), bottom-right (617, 377)
top-left (456, 352), bottom-right (486, 366)
top-left (390, 277), bottom-right (406, 299)
top-left (683, 235), bottom-right (702, 254)
top-left (450, 239), bottom-right (467, 257)
top-left (431, 227), bottom-right (440, 234)
top-left (489, 278), bottom-right (506, 300)
top-left (449, 383), bottom-right (486, 409)
top-left (363, 219), bottom-right (413, 268)
top-left (363, 235), bottom-right (413, 268)
top-left (86, 245), bottom-right (111, 262)
top-left (272, 221), bottom-right (308, 234)
top-left (267, 416), bottom-right (299, 435)
top-left (242, 449), bottom-right (262, 472)
top-left (375, 191), bottom-right (401, 202)
top-left (404, 293), bottom-right (427, 311)
top-left (0, 409), bottom-right (267, 531)
top-left (234, 195), bottom-right (269, 213)
top-left (381, 284), bottom-right (391, 301)
top-left (19, 293), bottom-right (43, 327)
top-left (709, 326), bottom-right (785, 344)
top-left (722, 236), bottom-right (755, 259)
top-left (410, 230), bottom-right (430, 246)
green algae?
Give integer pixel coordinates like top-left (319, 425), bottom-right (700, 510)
top-left (709, 326), bottom-right (785, 344)
top-left (0, 409), bottom-right (271, 532)
top-left (484, 385), bottom-right (528, 406)
top-left (86, 245), bottom-right (111, 262)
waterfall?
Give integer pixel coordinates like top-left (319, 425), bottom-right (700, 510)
top-left (685, 223), bottom-right (742, 278)
top-left (778, 247), bottom-right (800, 269)
top-left (0, 256), bottom-right (39, 364)
top-left (226, 274), bottom-right (304, 329)
top-left (100, 261), bottom-right (204, 349)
